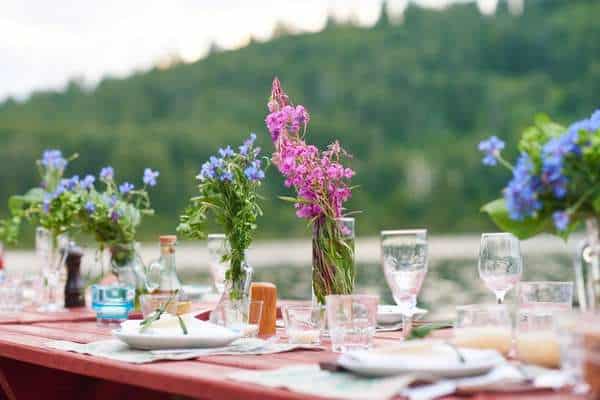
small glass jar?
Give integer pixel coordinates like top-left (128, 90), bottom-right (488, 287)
top-left (91, 284), bottom-right (135, 326)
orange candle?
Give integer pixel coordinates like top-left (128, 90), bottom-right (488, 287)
top-left (250, 282), bottom-right (277, 337)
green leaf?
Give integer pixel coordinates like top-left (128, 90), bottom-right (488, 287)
top-left (406, 321), bottom-right (452, 340)
top-left (594, 195), bottom-right (600, 214)
top-left (481, 199), bottom-right (551, 240)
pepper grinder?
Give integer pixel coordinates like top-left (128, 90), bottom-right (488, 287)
top-left (64, 245), bottom-right (85, 308)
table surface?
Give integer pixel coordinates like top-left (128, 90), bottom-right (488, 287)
top-left (0, 304), bottom-right (583, 400)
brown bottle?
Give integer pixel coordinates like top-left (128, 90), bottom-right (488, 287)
top-left (64, 245), bottom-right (85, 308)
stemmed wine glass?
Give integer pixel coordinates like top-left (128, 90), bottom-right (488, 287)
top-left (381, 229), bottom-right (428, 336)
top-left (478, 232), bottom-right (523, 304)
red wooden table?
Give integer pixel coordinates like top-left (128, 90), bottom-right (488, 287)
top-left (0, 305), bottom-right (583, 400)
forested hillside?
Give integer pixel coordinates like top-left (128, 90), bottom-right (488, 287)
top-left (1, 0), bottom-right (599, 239)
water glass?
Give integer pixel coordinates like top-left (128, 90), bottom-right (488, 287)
top-left (515, 281), bottom-right (573, 368)
top-left (0, 282), bottom-right (24, 313)
top-left (478, 232), bottom-right (522, 304)
top-left (207, 234), bottom-right (229, 295)
top-left (91, 284), bottom-right (135, 326)
top-left (453, 304), bottom-right (512, 356)
top-left (221, 299), bottom-right (263, 338)
top-left (283, 304), bottom-right (322, 345)
top-left (554, 312), bottom-right (590, 394)
top-left (381, 229), bottom-right (427, 336)
top-left (326, 294), bottom-right (378, 353)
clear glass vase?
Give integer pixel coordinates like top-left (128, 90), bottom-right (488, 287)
top-left (35, 227), bottom-right (69, 312)
top-left (312, 217), bottom-right (356, 306)
top-left (575, 217), bottom-right (600, 311)
top-left (109, 242), bottom-right (147, 309)
top-left (210, 259), bottom-right (253, 326)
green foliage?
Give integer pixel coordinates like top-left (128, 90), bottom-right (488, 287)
top-left (481, 199), bottom-right (552, 240)
top-left (1, 0), bottom-right (600, 239)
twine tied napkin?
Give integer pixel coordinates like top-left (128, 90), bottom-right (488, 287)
top-left (45, 337), bottom-right (322, 364)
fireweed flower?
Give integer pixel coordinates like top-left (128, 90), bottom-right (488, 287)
top-left (119, 182), bottom-right (134, 194)
top-left (100, 166), bottom-right (114, 181)
top-left (81, 175), bottom-right (95, 190)
top-left (478, 136), bottom-right (505, 166)
top-left (553, 210), bottom-right (570, 231)
top-left (143, 168), bottom-right (159, 187)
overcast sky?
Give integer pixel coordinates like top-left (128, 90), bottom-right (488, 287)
top-left (0, 0), bottom-right (513, 102)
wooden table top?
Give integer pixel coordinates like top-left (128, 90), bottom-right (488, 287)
top-left (0, 304), bottom-right (583, 400)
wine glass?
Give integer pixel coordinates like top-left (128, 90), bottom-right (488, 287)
top-left (478, 232), bottom-right (523, 304)
top-left (381, 229), bottom-right (428, 336)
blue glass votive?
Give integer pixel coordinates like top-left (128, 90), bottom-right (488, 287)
top-left (91, 284), bottom-right (135, 325)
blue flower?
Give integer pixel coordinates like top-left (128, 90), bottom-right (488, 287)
top-left (80, 175), bottom-right (95, 190)
top-left (197, 161), bottom-right (215, 181)
top-left (62, 175), bottom-right (80, 191)
top-left (143, 168), bottom-right (159, 187)
top-left (219, 171), bottom-right (233, 182)
top-left (244, 165), bottom-right (265, 181)
top-left (590, 109), bottom-right (600, 130)
top-left (103, 195), bottom-right (117, 208)
top-left (478, 136), bottom-right (505, 166)
top-left (85, 201), bottom-right (96, 214)
top-left (42, 194), bottom-right (52, 213)
top-left (239, 133), bottom-right (257, 156)
top-left (553, 210), bottom-right (570, 232)
top-left (110, 209), bottom-right (122, 222)
top-left (41, 149), bottom-right (68, 170)
top-left (218, 146), bottom-right (235, 158)
top-left (504, 153), bottom-right (542, 220)
top-left (53, 184), bottom-right (66, 198)
top-left (209, 156), bottom-right (224, 169)
top-left (119, 182), bottom-right (134, 194)
top-left (100, 166), bottom-right (114, 181)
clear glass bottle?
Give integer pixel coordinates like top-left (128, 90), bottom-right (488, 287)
top-left (147, 235), bottom-right (182, 294)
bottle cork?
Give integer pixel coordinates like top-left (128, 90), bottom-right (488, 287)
top-left (250, 282), bottom-right (277, 337)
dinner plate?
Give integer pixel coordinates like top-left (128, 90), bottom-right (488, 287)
top-left (338, 344), bottom-right (505, 379)
top-left (113, 319), bottom-right (241, 350)
top-left (377, 305), bottom-right (427, 325)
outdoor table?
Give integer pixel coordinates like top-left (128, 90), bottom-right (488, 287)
top-left (0, 304), bottom-right (584, 400)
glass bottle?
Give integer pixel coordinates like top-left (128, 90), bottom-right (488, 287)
top-left (575, 217), bottom-right (600, 310)
top-left (147, 235), bottom-right (182, 294)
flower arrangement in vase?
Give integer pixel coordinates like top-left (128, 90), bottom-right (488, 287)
top-left (265, 78), bottom-right (357, 305)
top-left (480, 109), bottom-right (600, 308)
top-left (76, 166), bottom-right (159, 301)
top-left (177, 133), bottom-right (265, 301)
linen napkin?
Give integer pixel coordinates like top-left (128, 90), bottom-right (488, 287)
top-left (45, 337), bottom-right (323, 364)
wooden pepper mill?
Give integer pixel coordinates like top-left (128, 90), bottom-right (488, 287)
top-left (250, 282), bottom-right (277, 337)
top-left (64, 245), bottom-right (85, 308)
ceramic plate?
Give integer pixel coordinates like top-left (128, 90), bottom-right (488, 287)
top-left (338, 345), bottom-right (504, 379)
top-left (377, 305), bottom-right (427, 325)
top-left (113, 320), bottom-right (241, 350)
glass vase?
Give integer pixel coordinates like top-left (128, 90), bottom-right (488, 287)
top-left (109, 242), bottom-right (146, 310)
top-left (35, 227), bottom-right (69, 312)
top-left (210, 258), bottom-right (253, 326)
top-left (575, 217), bottom-right (600, 311)
top-left (312, 217), bottom-right (356, 306)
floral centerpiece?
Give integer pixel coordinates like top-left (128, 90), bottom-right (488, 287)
top-left (480, 109), bottom-right (600, 308)
top-left (177, 133), bottom-right (265, 301)
top-left (5, 149), bottom-right (82, 310)
top-left (265, 78), bottom-right (357, 305)
top-left (76, 166), bottom-right (159, 298)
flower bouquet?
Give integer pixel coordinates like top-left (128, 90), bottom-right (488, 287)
top-left (265, 78), bottom-right (357, 305)
top-left (177, 133), bottom-right (265, 301)
top-left (480, 109), bottom-right (600, 308)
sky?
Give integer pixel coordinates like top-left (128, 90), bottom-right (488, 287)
top-left (0, 0), bottom-right (518, 102)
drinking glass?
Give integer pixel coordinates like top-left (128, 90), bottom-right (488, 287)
top-left (554, 312), bottom-right (590, 395)
top-left (0, 280), bottom-right (24, 313)
top-left (283, 304), bottom-right (322, 345)
top-left (453, 304), bottom-right (512, 356)
top-left (221, 299), bottom-right (263, 338)
top-left (515, 281), bottom-right (573, 368)
top-left (478, 232), bottom-right (522, 304)
top-left (326, 294), bottom-right (378, 353)
top-left (207, 234), bottom-right (228, 295)
top-left (381, 229), bottom-right (427, 336)
top-left (91, 284), bottom-right (135, 326)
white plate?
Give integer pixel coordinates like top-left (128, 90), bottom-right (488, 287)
top-left (113, 319), bottom-right (241, 350)
top-left (338, 345), bottom-right (504, 379)
top-left (377, 305), bottom-right (427, 325)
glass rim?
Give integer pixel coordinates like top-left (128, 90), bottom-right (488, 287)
top-left (380, 229), bottom-right (427, 236)
top-left (207, 233), bottom-right (226, 239)
top-left (480, 232), bottom-right (517, 238)
top-left (283, 303), bottom-right (315, 310)
top-left (335, 217), bottom-right (355, 223)
top-left (519, 281), bottom-right (574, 287)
